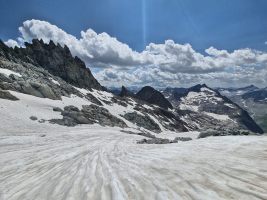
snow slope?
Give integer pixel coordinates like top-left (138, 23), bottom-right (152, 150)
top-left (0, 125), bottom-right (266, 200)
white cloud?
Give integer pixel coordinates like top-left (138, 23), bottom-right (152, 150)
top-left (16, 19), bottom-right (151, 68)
top-left (265, 41), bottom-right (267, 45)
top-left (4, 19), bottom-right (267, 88)
top-left (4, 39), bottom-right (19, 48)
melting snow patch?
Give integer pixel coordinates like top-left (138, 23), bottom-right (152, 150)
top-left (0, 68), bottom-right (22, 77)
top-left (200, 87), bottom-right (214, 93)
top-left (73, 86), bottom-right (90, 95)
top-left (204, 112), bottom-right (231, 121)
top-left (179, 104), bottom-right (199, 112)
top-left (49, 78), bottom-right (60, 86)
top-left (224, 103), bottom-right (235, 108)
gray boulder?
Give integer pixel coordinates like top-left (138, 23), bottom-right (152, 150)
top-left (0, 89), bottom-right (19, 101)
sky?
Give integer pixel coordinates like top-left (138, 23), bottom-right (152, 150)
top-left (1, 0), bottom-right (267, 88)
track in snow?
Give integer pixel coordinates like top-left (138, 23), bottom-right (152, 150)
top-left (0, 126), bottom-right (267, 200)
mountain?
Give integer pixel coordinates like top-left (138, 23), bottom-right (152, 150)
top-left (242, 87), bottom-right (267, 102)
top-left (136, 86), bottom-right (173, 109)
top-left (163, 87), bottom-right (188, 101)
top-left (218, 85), bottom-right (259, 97)
top-left (164, 84), bottom-right (263, 133)
top-left (219, 86), bottom-right (267, 132)
top-left (0, 39), bottom-right (187, 134)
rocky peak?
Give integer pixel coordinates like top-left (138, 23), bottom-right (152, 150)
top-left (0, 39), bottom-right (103, 90)
top-left (136, 86), bottom-right (173, 109)
top-left (188, 84), bottom-right (208, 92)
top-left (119, 86), bottom-right (135, 97)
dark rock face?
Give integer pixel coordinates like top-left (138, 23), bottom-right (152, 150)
top-left (1, 39), bottom-right (103, 90)
top-left (119, 86), bottom-right (136, 97)
top-left (238, 110), bottom-right (264, 133)
top-left (122, 112), bottom-right (161, 132)
top-left (0, 89), bottom-right (19, 101)
top-left (136, 86), bottom-right (173, 109)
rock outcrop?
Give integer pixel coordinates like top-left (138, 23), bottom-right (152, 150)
top-left (50, 105), bottom-right (127, 128)
top-left (122, 112), bottom-right (161, 132)
top-left (1, 39), bottom-right (103, 90)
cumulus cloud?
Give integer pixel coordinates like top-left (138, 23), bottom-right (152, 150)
top-left (4, 39), bottom-right (20, 48)
top-left (16, 19), bottom-right (151, 68)
top-left (4, 19), bottom-right (267, 88)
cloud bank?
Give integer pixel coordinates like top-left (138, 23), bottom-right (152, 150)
top-left (4, 19), bottom-right (267, 88)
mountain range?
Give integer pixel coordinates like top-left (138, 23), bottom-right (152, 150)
top-left (0, 39), bottom-right (264, 135)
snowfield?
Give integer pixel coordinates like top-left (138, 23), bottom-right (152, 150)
top-left (0, 126), bottom-right (267, 200)
top-left (0, 91), bottom-right (267, 200)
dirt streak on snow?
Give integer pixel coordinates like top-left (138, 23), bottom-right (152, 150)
top-left (0, 124), bottom-right (267, 200)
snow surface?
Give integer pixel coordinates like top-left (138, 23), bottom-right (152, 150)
top-left (0, 91), bottom-right (91, 134)
top-left (0, 125), bottom-right (266, 200)
top-left (203, 112), bottom-right (231, 121)
top-left (49, 77), bottom-right (60, 86)
top-left (0, 68), bottom-right (22, 77)
top-left (1, 90), bottom-right (267, 199)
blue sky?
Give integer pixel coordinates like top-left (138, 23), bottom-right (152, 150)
top-left (1, 0), bottom-right (267, 52)
top-left (1, 0), bottom-right (267, 88)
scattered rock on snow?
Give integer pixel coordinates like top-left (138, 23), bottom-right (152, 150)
top-left (30, 116), bottom-right (38, 121)
top-left (52, 107), bottom-right (63, 112)
top-left (0, 89), bottom-right (19, 101)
